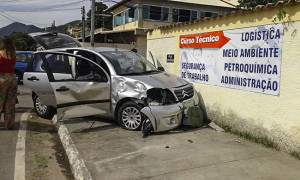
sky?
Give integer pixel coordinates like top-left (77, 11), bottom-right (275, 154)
top-left (0, 0), bottom-right (118, 28)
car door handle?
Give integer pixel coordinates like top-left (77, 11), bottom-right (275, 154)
top-left (27, 76), bottom-right (39, 81)
top-left (56, 86), bottom-right (69, 92)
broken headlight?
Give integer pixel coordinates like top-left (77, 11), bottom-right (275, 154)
top-left (146, 88), bottom-right (176, 106)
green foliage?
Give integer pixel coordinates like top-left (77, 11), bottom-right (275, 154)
top-left (237, 0), bottom-right (283, 9)
top-left (273, 6), bottom-right (287, 23)
top-left (86, 2), bottom-right (112, 30)
top-left (237, 0), bottom-right (288, 23)
top-left (8, 32), bottom-right (37, 51)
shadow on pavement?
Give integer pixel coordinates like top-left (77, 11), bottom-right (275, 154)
top-left (147, 126), bottom-right (209, 138)
top-left (63, 116), bottom-right (117, 125)
top-left (15, 107), bottom-right (32, 114)
top-left (72, 124), bottom-right (118, 133)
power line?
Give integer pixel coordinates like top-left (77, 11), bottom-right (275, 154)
top-left (0, 0), bottom-right (34, 4)
top-left (1, 7), bottom-right (81, 13)
top-left (0, 0), bottom-right (86, 26)
top-left (0, 0), bottom-right (88, 5)
top-left (0, 19), bottom-right (11, 22)
top-left (0, 10), bottom-right (48, 26)
top-left (0, 0), bottom-right (86, 12)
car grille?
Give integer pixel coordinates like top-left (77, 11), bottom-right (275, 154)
top-left (174, 85), bottom-right (194, 102)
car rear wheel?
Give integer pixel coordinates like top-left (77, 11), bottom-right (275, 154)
top-left (118, 101), bottom-right (144, 131)
top-left (34, 95), bottom-right (56, 119)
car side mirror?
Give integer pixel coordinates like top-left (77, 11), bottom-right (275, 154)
top-left (157, 66), bottom-right (164, 71)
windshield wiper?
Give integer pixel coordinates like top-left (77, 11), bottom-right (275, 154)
top-left (144, 70), bottom-right (159, 74)
top-left (121, 70), bottom-right (159, 76)
top-left (123, 72), bottom-right (144, 76)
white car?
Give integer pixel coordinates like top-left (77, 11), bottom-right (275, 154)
top-left (24, 32), bottom-right (199, 135)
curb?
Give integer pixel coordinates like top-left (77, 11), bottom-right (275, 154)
top-left (52, 115), bottom-right (93, 180)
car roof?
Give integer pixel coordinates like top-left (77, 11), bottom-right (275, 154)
top-left (16, 51), bottom-right (34, 54)
top-left (35, 47), bottom-right (127, 54)
top-left (79, 47), bottom-right (127, 53)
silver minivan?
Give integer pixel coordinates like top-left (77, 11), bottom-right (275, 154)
top-left (24, 32), bottom-right (199, 133)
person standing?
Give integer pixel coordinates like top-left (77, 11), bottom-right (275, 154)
top-left (0, 36), bottom-right (17, 130)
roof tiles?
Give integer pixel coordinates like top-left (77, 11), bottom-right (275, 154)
top-left (155, 0), bottom-right (300, 31)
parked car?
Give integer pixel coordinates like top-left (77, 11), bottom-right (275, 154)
top-left (14, 51), bottom-right (33, 84)
top-left (23, 32), bottom-right (200, 133)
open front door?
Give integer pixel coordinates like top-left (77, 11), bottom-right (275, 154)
top-left (40, 52), bottom-right (110, 120)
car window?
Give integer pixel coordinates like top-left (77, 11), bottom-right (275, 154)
top-left (74, 50), bottom-right (110, 75)
top-left (27, 54), bottom-right (33, 63)
top-left (31, 33), bottom-right (81, 49)
top-left (32, 53), bottom-right (72, 77)
top-left (16, 53), bottom-right (27, 62)
top-left (75, 59), bottom-right (108, 82)
top-left (31, 54), bottom-right (46, 72)
top-left (29, 53), bottom-right (108, 82)
top-left (46, 54), bottom-right (72, 74)
top-left (100, 51), bottom-right (157, 75)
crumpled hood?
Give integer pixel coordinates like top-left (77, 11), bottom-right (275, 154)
top-left (124, 72), bottom-right (189, 89)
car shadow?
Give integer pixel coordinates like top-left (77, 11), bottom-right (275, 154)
top-left (15, 107), bottom-right (32, 114)
top-left (62, 115), bottom-right (119, 133)
top-left (62, 115), bottom-right (210, 136)
top-left (63, 115), bottom-right (116, 125)
top-left (72, 124), bottom-right (118, 133)
top-left (146, 125), bottom-right (209, 138)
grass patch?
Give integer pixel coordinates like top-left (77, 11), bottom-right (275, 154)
top-left (34, 152), bottom-right (48, 166)
top-left (214, 121), bottom-right (279, 150)
top-left (291, 150), bottom-right (300, 160)
top-left (31, 152), bottom-right (48, 178)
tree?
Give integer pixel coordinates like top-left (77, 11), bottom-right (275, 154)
top-left (86, 2), bottom-right (113, 30)
top-left (237, 0), bottom-right (288, 22)
top-left (8, 32), bottom-right (37, 51)
top-left (237, 0), bottom-right (287, 9)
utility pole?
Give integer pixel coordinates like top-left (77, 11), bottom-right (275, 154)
top-left (52, 20), bottom-right (55, 32)
top-left (90, 0), bottom-right (95, 46)
top-left (81, 6), bottom-right (86, 42)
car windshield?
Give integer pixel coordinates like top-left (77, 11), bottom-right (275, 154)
top-left (100, 51), bottom-right (159, 75)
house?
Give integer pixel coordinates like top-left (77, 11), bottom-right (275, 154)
top-left (67, 27), bottom-right (82, 38)
top-left (94, 0), bottom-right (238, 56)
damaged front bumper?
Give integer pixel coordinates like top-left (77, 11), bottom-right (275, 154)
top-left (141, 91), bottom-right (199, 132)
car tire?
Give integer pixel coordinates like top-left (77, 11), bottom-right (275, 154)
top-left (118, 101), bottom-right (144, 131)
top-left (33, 95), bottom-right (56, 119)
top-left (14, 71), bottom-right (21, 85)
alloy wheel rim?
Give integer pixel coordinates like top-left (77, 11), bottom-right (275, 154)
top-left (35, 97), bottom-right (48, 114)
top-left (122, 107), bottom-right (142, 130)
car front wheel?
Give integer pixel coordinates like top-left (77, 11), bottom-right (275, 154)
top-left (118, 101), bottom-right (144, 131)
top-left (33, 95), bottom-right (56, 119)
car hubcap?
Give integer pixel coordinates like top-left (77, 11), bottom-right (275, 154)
top-left (35, 97), bottom-right (48, 114)
top-left (122, 107), bottom-right (142, 130)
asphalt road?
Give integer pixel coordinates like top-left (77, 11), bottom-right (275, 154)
top-left (0, 85), bottom-right (32, 180)
top-left (0, 85), bottom-right (73, 180)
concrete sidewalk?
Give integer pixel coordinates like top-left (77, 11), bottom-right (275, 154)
top-left (56, 116), bottom-right (300, 180)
